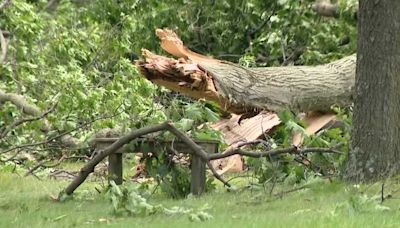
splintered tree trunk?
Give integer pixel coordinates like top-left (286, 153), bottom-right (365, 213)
top-left (346, 1), bottom-right (400, 181)
top-left (137, 29), bottom-right (356, 115)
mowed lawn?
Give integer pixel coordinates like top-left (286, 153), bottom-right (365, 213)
top-left (1, 173), bottom-right (400, 228)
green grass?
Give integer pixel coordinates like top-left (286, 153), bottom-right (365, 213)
top-left (1, 173), bottom-right (400, 228)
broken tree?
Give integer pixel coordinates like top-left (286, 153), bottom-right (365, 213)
top-left (137, 29), bottom-right (356, 116)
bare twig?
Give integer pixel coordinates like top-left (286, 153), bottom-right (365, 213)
top-left (274, 186), bottom-right (307, 198)
top-left (208, 144), bottom-right (342, 161)
top-left (206, 160), bottom-right (230, 186)
top-left (25, 156), bottom-right (65, 177)
top-left (0, 113), bottom-right (117, 154)
top-left (300, 147), bottom-right (342, 154)
top-left (246, 4), bottom-right (277, 40)
top-left (25, 155), bottom-right (86, 177)
top-left (0, 101), bottom-right (58, 139)
top-left (236, 139), bottom-right (270, 149)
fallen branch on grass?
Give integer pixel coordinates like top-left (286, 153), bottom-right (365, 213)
top-left (60, 121), bottom-right (343, 199)
top-left (0, 112), bottom-right (120, 155)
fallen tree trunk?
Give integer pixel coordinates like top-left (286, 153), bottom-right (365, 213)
top-left (198, 56), bottom-right (355, 113)
top-left (137, 29), bottom-right (356, 114)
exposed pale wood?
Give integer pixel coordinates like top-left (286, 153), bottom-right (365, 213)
top-left (212, 112), bottom-right (281, 145)
top-left (155, 28), bottom-right (220, 64)
top-left (137, 29), bottom-right (354, 177)
top-left (292, 112), bottom-right (337, 146)
top-left (138, 29), bottom-right (356, 114)
top-left (210, 112), bottom-right (281, 174)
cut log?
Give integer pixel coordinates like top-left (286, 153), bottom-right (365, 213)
top-left (137, 29), bottom-right (356, 114)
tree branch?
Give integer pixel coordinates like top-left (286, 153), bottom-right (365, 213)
top-left (0, 89), bottom-right (51, 130)
top-left (24, 155), bottom-right (86, 177)
top-left (137, 29), bottom-right (356, 114)
top-left (312, 1), bottom-right (339, 18)
top-left (0, 113), bottom-right (116, 154)
top-left (0, 90), bottom-right (86, 148)
top-left (0, 0), bottom-right (11, 11)
top-left (62, 122), bottom-right (171, 197)
top-left (0, 29), bottom-right (8, 64)
top-left (60, 121), bottom-right (344, 198)
top-left (0, 101), bottom-right (58, 139)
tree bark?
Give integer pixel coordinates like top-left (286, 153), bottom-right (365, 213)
top-left (199, 56), bottom-right (355, 113)
top-left (312, 1), bottom-right (339, 18)
top-left (138, 46), bottom-right (356, 114)
top-left (345, 1), bottom-right (400, 181)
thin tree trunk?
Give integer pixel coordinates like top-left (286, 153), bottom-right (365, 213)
top-left (346, 1), bottom-right (400, 181)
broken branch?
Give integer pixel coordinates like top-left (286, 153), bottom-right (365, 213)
top-left (61, 120), bottom-right (344, 198)
top-left (0, 100), bottom-right (58, 139)
top-left (137, 29), bottom-right (356, 114)
top-left (0, 0), bottom-right (11, 11)
top-left (312, 1), bottom-right (339, 18)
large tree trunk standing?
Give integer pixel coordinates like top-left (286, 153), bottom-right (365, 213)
top-left (346, 1), bottom-right (400, 181)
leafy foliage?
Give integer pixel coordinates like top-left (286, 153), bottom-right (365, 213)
top-left (0, 0), bottom-right (357, 197)
top-left (142, 144), bottom-right (216, 198)
top-left (335, 194), bottom-right (391, 214)
top-left (106, 181), bottom-right (213, 221)
top-left (107, 181), bottom-right (162, 216)
top-left (247, 108), bottom-right (352, 184)
top-left (0, 0), bottom-right (357, 147)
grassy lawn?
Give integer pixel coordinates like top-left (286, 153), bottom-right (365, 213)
top-left (1, 172), bottom-right (400, 228)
